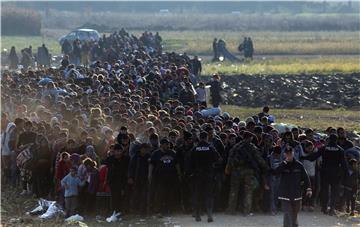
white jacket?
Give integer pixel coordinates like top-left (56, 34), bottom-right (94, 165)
top-left (1, 122), bottom-right (16, 156)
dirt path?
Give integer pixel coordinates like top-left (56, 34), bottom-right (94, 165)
top-left (164, 212), bottom-right (359, 227)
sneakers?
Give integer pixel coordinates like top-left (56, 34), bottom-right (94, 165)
top-left (207, 216), bottom-right (214, 223)
top-left (195, 216), bottom-right (201, 222)
top-left (350, 212), bottom-right (355, 216)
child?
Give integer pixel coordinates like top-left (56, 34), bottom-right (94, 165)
top-left (344, 159), bottom-right (359, 216)
top-left (61, 166), bottom-right (85, 217)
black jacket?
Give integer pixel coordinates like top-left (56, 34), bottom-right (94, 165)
top-left (103, 155), bottom-right (130, 187)
top-left (274, 160), bottom-right (311, 201)
top-left (189, 141), bottom-right (220, 177)
top-left (302, 143), bottom-right (347, 177)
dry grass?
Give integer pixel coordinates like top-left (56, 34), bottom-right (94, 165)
top-left (222, 105), bottom-right (360, 132)
top-left (2, 30), bottom-right (359, 57)
top-left (201, 57), bottom-right (360, 75)
top-left (159, 31), bottom-right (360, 55)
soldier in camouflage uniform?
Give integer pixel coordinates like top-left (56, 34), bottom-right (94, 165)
top-left (225, 131), bottom-right (268, 215)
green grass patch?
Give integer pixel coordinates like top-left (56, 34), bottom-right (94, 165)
top-left (222, 105), bottom-right (360, 132)
top-left (202, 57), bottom-right (360, 75)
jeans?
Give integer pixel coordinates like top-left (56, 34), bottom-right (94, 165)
top-left (270, 176), bottom-right (280, 213)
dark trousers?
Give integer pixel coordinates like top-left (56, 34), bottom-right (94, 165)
top-left (321, 174), bottom-right (339, 211)
top-left (32, 172), bottom-right (51, 198)
top-left (155, 177), bottom-right (177, 214)
top-left (181, 175), bottom-right (193, 212)
top-left (344, 188), bottom-right (356, 212)
top-left (192, 175), bottom-right (215, 217)
top-left (110, 184), bottom-right (124, 213)
top-left (303, 176), bottom-right (316, 207)
top-left (281, 200), bottom-right (301, 227)
top-left (133, 179), bottom-right (148, 214)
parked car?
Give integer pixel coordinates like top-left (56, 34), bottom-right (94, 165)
top-left (59, 29), bottom-right (100, 45)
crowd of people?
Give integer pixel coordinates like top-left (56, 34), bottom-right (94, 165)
top-left (61, 29), bottom-right (163, 67)
top-left (238, 37), bottom-right (254, 60)
top-left (7, 44), bottom-right (51, 70)
top-left (212, 37), bottom-right (253, 62)
top-left (1, 29), bottom-right (359, 225)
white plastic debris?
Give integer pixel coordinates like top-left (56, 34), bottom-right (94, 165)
top-left (27, 198), bottom-right (57, 216)
top-left (65, 214), bottom-right (84, 222)
top-left (28, 204), bottom-right (43, 215)
top-left (106, 211), bottom-right (122, 222)
top-left (39, 201), bottom-right (64, 219)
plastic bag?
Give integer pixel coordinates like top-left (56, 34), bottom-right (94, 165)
top-left (39, 201), bottom-right (65, 219)
top-left (106, 211), bottom-right (122, 222)
top-left (65, 214), bottom-right (84, 222)
top-left (200, 107), bottom-right (221, 117)
top-left (27, 198), bottom-right (55, 215)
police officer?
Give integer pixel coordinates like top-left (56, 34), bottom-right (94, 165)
top-left (225, 131), bottom-right (268, 215)
top-left (189, 131), bottom-right (221, 222)
top-left (301, 134), bottom-right (348, 215)
top-left (274, 146), bottom-right (312, 227)
top-left (149, 138), bottom-right (182, 216)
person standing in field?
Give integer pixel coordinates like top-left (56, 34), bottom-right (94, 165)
top-left (247, 37), bottom-right (254, 60)
top-left (207, 74), bottom-right (222, 107)
top-left (62, 39), bottom-right (73, 56)
top-left (37, 44), bottom-right (50, 67)
top-left (212, 38), bottom-right (219, 62)
top-left (8, 46), bottom-right (19, 70)
top-left (190, 55), bottom-right (202, 77)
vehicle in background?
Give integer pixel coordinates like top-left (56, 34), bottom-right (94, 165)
top-left (58, 29), bottom-right (100, 45)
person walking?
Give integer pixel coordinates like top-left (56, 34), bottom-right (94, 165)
top-left (274, 146), bottom-right (312, 227)
top-left (189, 131), bottom-right (221, 222)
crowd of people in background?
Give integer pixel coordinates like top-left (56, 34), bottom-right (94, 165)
top-left (212, 37), bottom-right (253, 62)
top-left (1, 29), bottom-right (358, 224)
top-left (8, 44), bottom-right (51, 70)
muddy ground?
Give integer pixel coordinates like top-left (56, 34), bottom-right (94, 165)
top-left (1, 185), bottom-right (359, 227)
top-left (202, 73), bottom-right (360, 109)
